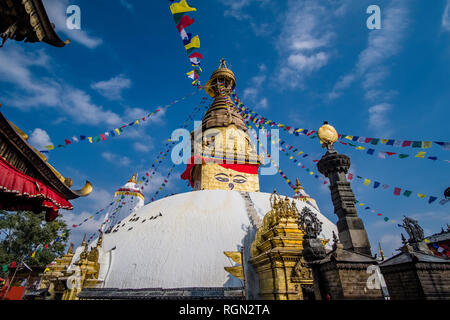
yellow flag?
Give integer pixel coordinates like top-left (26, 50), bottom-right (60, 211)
top-left (363, 179), bottom-right (371, 186)
top-left (184, 35), bottom-right (200, 51)
top-left (114, 128), bottom-right (121, 136)
top-left (87, 137), bottom-right (93, 143)
top-left (224, 251), bottom-right (242, 265)
top-left (31, 251), bottom-right (36, 258)
top-left (296, 128), bottom-right (303, 132)
top-left (356, 146), bottom-right (365, 150)
top-left (345, 136), bottom-right (353, 140)
top-left (134, 120), bottom-right (139, 125)
top-left (44, 267), bottom-right (50, 273)
top-left (45, 145), bottom-right (55, 150)
top-left (224, 266), bottom-right (244, 280)
top-left (170, 0), bottom-right (197, 15)
top-left (421, 141), bottom-right (432, 149)
top-left (380, 139), bottom-right (389, 144)
top-left (417, 193), bottom-right (426, 198)
top-left (297, 151), bottom-right (304, 155)
top-left (309, 171), bottom-right (314, 175)
top-left (415, 152), bottom-right (426, 158)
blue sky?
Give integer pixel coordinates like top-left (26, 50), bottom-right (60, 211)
top-left (0, 0), bottom-right (449, 256)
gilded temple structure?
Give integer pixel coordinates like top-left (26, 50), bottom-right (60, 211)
top-left (39, 61), bottom-right (339, 300)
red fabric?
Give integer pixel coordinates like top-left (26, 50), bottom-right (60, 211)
top-left (176, 15), bottom-right (195, 32)
top-left (2, 286), bottom-right (25, 300)
top-left (394, 187), bottom-right (401, 195)
top-left (0, 155), bottom-right (72, 221)
top-left (181, 156), bottom-right (259, 187)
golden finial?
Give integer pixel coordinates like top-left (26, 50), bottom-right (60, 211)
top-left (295, 178), bottom-right (303, 192)
top-left (378, 242), bottom-right (385, 260)
top-left (128, 173), bottom-right (137, 184)
top-left (67, 242), bottom-right (74, 254)
top-left (204, 58), bottom-right (236, 98)
top-left (81, 234), bottom-right (87, 246)
top-left (317, 121), bottom-right (338, 150)
top-left (97, 231), bottom-right (103, 248)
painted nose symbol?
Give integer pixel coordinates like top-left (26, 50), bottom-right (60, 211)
top-left (228, 183), bottom-right (234, 190)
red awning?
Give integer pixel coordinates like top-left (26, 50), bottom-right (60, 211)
top-left (0, 155), bottom-right (73, 221)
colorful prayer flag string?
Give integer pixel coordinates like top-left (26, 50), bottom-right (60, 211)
top-left (230, 91), bottom-right (450, 154)
top-left (39, 90), bottom-right (199, 154)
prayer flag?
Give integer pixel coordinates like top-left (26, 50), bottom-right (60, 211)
top-left (380, 139), bottom-right (389, 144)
top-left (394, 140), bottom-right (402, 147)
top-left (373, 181), bottom-right (380, 189)
top-left (385, 152), bottom-right (396, 156)
top-left (415, 152), bottom-right (426, 158)
top-left (356, 146), bottom-right (365, 150)
top-left (170, 0), bottom-right (196, 15)
top-left (428, 196), bottom-right (437, 204)
top-left (80, 135), bottom-right (86, 140)
top-left (412, 141), bottom-right (421, 148)
top-left (189, 52), bottom-right (203, 65)
top-left (176, 15), bottom-right (195, 32)
top-left (417, 193), bottom-right (426, 198)
top-left (402, 141), bottom-right (412, 147)
top-left (394, 187), bottom-right (401, 195)
top-left (184, 35), bottom-right (200, 52)
top-left (2, 265), bottom-right (8, 272)
top-left (88, 137), bottom-right (93, 143)
top-left (347, 173), bottom-right (353, 180)
top-left (399, 154), bottom-right (409, 159)
top-left (367, 148), bottom-right (375, 155)
top-left (100, 134), bottom-right (106, 141)
top-left (45, 145), bottom-right (54, 150)
top-left (64, 139), bottom-right (71, 145)
top-left (386, 140), bottom-right (394, 146)
top-left (403, 190), bottom-right (412, 197)
top-left (378, 152), bottom-right (386, 159)
top-left (370, 138), bottom-right (380, 145)
top-left (114, 128), bottom-right (121, 135)
top-left (363, 179), bottom-right (371, 186)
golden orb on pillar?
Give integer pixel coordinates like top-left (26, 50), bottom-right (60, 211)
top-left (318, 121), bottom-right (338, 149)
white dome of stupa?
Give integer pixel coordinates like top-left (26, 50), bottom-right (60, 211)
top-left (88, 189), bottom-right (337, 298)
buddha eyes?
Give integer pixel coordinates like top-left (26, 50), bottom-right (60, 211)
top-left (233, 175), bottom-right (247, 184)
top-left (215, 174), bottom-right (229, 182)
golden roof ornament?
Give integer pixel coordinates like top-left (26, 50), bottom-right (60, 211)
top-left (318, 121), bottom-right (338, 150)
top-left (204, 58), bottom-right (236, 98)
top-left (128, 173), bottom-right (137, 184)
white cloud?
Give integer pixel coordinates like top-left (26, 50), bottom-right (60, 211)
top-left (28, 128), bottom-right (53, 151)
top-left (91, 74), bottom-right (132, 100)
top-left (330, 0), bottom-right (409, 99)
top-left (368, 103), bottom-right (392, 132)
top-left (0, 47), bottom-right (122, 126)
top-left (242, 64), bottom-right (269, 109)
top-left (379, 233), bottom-right (402, 257)
top-left (277, 0), bottom-right (335, 88)
top-left (443, 0), bottom-right (450, 31)
top-left (101, 152), bottom-right (132, 167)
top-left (60, 210), bottom-right (103, 247)
top-left (257, 97), bottom-right (269, 109)
top-left (119, 0), bottom-right (134, 12)
top-left (44, 0), bottom-right (102, 49)
top-left (133, 141), bottom-right (152, 153)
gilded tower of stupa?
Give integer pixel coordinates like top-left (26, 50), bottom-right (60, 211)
top-left (181, 59), bottom-right (260, 192)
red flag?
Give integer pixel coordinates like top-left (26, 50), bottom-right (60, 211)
top-left (72, 224), bottom-right (77, 228)
top-left (100, 134), bottom-right (106, 141)
top-left (394, 187), bottom-right (401, 195)
top-left (348, 173), bottom-right (354, 180)
top-left (64, 139), bottom-right (72, 145)
top-left (365, 138), bottom-right (372, 143)
top-left (385, 152), bottom-right (396, 156)
top-left (10, 261), bottom-right (17, 268)
top-left (176, 15), bottom-right (195, 32)
top-left (402, 141), bottom-right (412, 147)
top-left (189, 52), bottom-right (203, 59)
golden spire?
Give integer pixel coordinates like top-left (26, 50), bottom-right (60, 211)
top-left (97, 231), bottom-right (103, 248)
top-left (67, 242), bottom-right (74, 254)
top-left (378, 242), bottom-right (385, 260)
top-left (318, 121), bottom-right (338, 150)
top-left (295, 178), bottom-right (303, 192)
top-left (81, 234), bottom-right (87, 246)
top-left (128, 173), bottom-right (137, 184)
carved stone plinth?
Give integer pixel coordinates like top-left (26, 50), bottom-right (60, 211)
top-left (310, 245), bottom-right (384, 300)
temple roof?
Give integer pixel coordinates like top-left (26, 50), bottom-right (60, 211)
top-left (0, 0), bottom-right (68, 47)
top-left (0, 112), bottom-right (91, 220)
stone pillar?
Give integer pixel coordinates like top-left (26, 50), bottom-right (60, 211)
top-left (317, 149), bottom-right (372, 256)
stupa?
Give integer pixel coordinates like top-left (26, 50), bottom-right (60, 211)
top-left (41, 61), bottom-right (338, 300)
